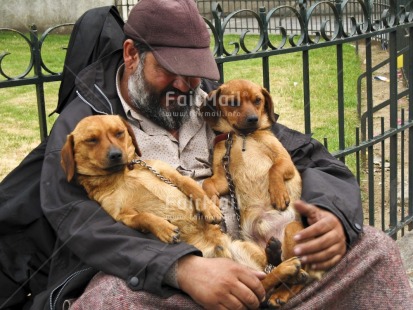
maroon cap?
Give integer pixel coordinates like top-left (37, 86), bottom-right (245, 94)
top-left (124, 0), bottom-right (220, 81)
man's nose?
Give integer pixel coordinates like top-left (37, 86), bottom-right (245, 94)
top-left (172, 76), bottom-right (201, 93)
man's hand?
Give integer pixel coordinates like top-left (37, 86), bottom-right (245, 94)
top-left (293, 200), bottom-right (346, 271)
top-left (177, 255), bottom-right (266, 310)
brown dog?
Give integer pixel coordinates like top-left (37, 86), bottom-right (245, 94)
top-left (201, 79), bottom-right (323, 307)
top-left (60, 115), bottom-right (308, 293)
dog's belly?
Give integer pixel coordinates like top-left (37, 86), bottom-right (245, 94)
top-left (230, 138), bottom-right (273, 208)
top-left (229, 137), bottom-right (299, 247)
top-left (241, 206), bottom-right (297, 249)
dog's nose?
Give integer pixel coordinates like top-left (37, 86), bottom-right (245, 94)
top-left (246, 115), bottom-right (258, 124)
top-left (108, 148), bottom-right (123, 163)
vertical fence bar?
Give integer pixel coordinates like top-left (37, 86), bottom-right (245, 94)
top-left (337, 43), bottom-right (345, 163)
top-left (301, 1), bottom-right (311, 134)
top-left (381, 117), bottom-right (386, 231)
top-left (260, 7), bottom-right (271, 91)
top-left (30, 25), bottom-right (48, 141)
top-left (335, 0), bottom-right (345, 163)
top-left (355, 128), bottom-right (361, 185)
top-left (365, 35), bottom-right (375, 226)
top-left (302, 50), bottom-right (311, 134)
top-left (388, 25), bottom-right (398, 239)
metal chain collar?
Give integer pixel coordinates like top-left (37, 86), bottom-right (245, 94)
top-left (222, 132), bottom-right (242, 233)
top-left (223, 133), bottom-right (275, 273)
top-left (128, 159), bottom-right (177, 188)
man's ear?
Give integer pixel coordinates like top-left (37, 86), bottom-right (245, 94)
top-left (123, 39), bottom-right (139, 70)
top-left (261, 87), bottom-right (277, 124)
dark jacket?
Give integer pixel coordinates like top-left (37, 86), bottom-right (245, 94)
top-left (29, 48), bottom-right (363, 309)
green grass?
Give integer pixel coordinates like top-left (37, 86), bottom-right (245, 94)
top-left (0, 31), bottom-right (69, 77)
top-left (0, 31), bottom-right (69, 178)
top-left (0, 32), bottom-right (363, 179)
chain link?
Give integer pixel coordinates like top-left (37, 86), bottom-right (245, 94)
top-left (222, 132), bottom-right (242, 233)
top-left (128, 159), bottom-right (177, 187)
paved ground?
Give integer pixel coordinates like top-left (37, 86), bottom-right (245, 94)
top-left (396, 230), bottom-right (413, 287)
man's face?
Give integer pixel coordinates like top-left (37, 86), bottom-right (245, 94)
top-left (128, 52), bottom-right (201, 131)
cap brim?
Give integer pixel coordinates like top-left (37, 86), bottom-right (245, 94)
top-left (152, 47), bottom-right (220, 81)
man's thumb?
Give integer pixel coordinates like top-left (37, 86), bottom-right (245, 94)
top-left (293, 200), bottom-right (314, 217)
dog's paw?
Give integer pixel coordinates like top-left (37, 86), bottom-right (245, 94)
top-left (266, 283), bottom-right (306, 308)
top-left (266, 293), bottom-right (287, 308)
top-left (265, 237), bottom-right (282, 267)
top-left (155, 222), bottom-right (181, 244)
top-left (292, 268), bottom-right (309, 285)
top-left (277, 257), bottom-right (302, 282)
top-left (269, 187), bottom-right (290, 211)
top-left (266, 286), bottom-right (292, 308)
top-left (209, 194), bottom-right (221, 206)
top-left (196, 199), bottom-right (222, 224)
top-left (262, 256), bottom-right (302, 291)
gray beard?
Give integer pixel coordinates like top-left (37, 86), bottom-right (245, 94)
top-left (127, 64), bottom-right (198, 131)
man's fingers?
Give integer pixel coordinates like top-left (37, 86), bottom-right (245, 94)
top-left (222, 278), bottom-right (263, 310)
top-left (294, 216), bottom-right (335, 241)
top-left (299, 241), bottom-right (344, 263)
top-left (294, 230), bottom-right (338, 256)
top-left (306, 253), bottom-right (344, 271)
top-left (292, 201), bottom-right (347, 271)
top-left (238, 272), bottom-right (266, 306)
top-left (218, 294), bottom-right (247, 310)
top-left (293, 200), bottom-right (318, 219)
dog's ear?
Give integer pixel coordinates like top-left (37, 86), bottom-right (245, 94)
top-left (200, 88), bottom-right (222, 127)
top-left (61, 134), bottom-right (76, 182)
top-left (261, 87), bottom-right (277, 124)
top-left (119, 116), bottom-right (142, 157)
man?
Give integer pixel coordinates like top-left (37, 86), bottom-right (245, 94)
top-left (32, 0), bottom-right (412, 309)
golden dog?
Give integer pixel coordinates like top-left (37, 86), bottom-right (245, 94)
top-left (201, 79), bottom-right (323, 307)
top-left (60, 115), bottom-right (309, 299)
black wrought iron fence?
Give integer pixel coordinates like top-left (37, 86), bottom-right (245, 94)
top-left (0, 0), bottom-right (412, 239)
top-left (116, 0), bottom-right (390, 44)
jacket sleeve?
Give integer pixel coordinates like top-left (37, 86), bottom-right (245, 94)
top-left (273, 123), bottom-right (363, 245)
top-left (40, 101), bottom-right (201, 296)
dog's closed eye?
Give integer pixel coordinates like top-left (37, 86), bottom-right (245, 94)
top-left (85, 137), bottom-right (99, 144)
top-left (115, 130), bottom-right (125, 138)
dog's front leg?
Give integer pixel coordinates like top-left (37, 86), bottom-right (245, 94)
top-left (176, 175), bottom-right (223, 224)
top-left (118, 209), bottom-right (180, 244)
top-left (268, 153), bottom-right (300, 211)
top-left (153, 163), bottom-right (222, 224)
top-left (202, 160), bottom-right (229, 206)
top-left (268, 163), bottom-right (292, 211)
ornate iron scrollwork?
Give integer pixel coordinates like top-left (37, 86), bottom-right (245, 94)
top-left (204, 0), bottom-right (411, 58)
top-left (39, 23), bottom-right (74, 75)
top-left (0, 28), bottom-right (33, 80)
top-left (0, 23), bottom-right (73, 81)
